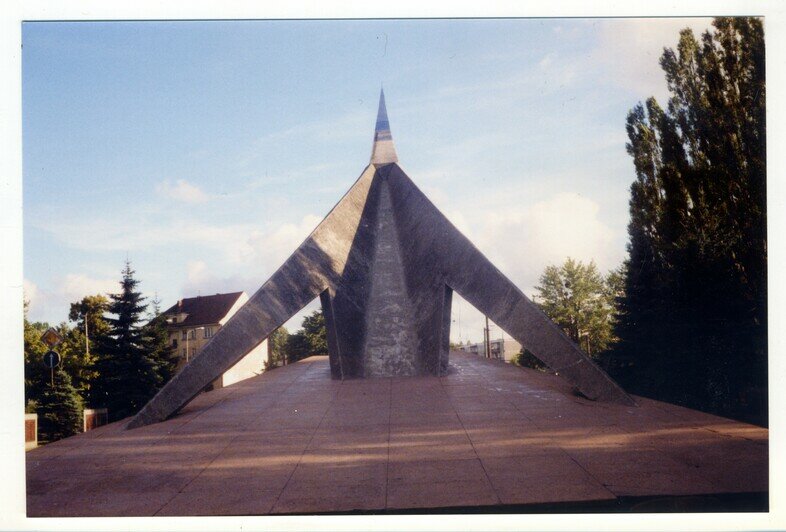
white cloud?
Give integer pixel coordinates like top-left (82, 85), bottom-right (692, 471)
top-left (23, 278), bottom-right (40, 313)
top-left (524, 192), bottom-right (619, 269)
top-left (449, 190), bottom-right (623, 296)
top-left (538, 52), bottom-right (555, 69)
top-left (244, 214), bottom-right (323, 267)
top-left (175, 214), bottom-right (322, 296)
top-left (447, 192), bottom-right (624, 343)
top-left (236, 111), bottom-right (369, 170)
top-left (180, 260), bottom-right (253, 298)
top-left (186, 260), bottom-right (210, 285)
top-left (60, 273), bottom-right (117, 301)
top-left (155, 179), bottom-right (209, 204)
top-left (594, 18), bottom-right (715, 103)
top-left (24, 274), bottom-right (117, 324)
top-left (36, 215), bottom-right (254, 256)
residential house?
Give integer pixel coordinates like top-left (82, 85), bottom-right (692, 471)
top-left (456, 337), bottom-right (522, 363)
top-left (162, 291), bottom-right (269, 389)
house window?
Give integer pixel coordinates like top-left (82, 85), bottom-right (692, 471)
top-left (172, 339), bottom-right (178, 348)
top-left (189, 329), bottom-right (196, 340)
top-left (181, 348), bottom-right (186, 357)
top-left (203, 327), bottom-right (213, 339)
top-left (181, 330), bottom-right (187, 340)
top-left (191, 348), bottom-right (196, 357)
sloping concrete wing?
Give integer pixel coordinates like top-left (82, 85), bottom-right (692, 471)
top-left (128, 92), bottom-right (633, 429)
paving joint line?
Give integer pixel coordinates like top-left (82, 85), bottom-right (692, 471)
top-left (269, 361), bottom-right (341, 514)
top-left (477, 360), bottom-right (614, 503)
top-left (152, 428), bottom-right (242, 516)
top-left (384, 377), bottom-right (392, 509)
top-left (440, 369), bottom-right (502, 505)
top-left (155, 358), bottom-right (317, 516)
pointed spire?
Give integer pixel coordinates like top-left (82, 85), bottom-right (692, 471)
top-left (370, 88), bottom-right (398, 164)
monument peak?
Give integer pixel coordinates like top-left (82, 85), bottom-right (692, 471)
top-left (370, 88), bottom-right (398, 164)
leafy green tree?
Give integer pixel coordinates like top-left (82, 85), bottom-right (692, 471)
top-left (512, 348), bottom-right (549, 373)
top-left (284, 310), bottom-right (328, 364)
top-left (58, 328), bottom-right (92, 404)
top-left (69, 294), bottom-right (110, 340)
top-left (36, 368), bottom-right (84, 442)
top-left (61, 295), bottom-right (109, 402)
top-left (609, 18), bottom-right (766, 425)
top-left (285, 331), bottom-right (311, 364)
top-left (266, 326), bottom-right (289, 369)
top-left (23, 300), bottom-right (50, 412)
top-left (302, 310), bottom-right (328, 355)
top-left (91, 262), bottom-right (161, 420)
top-left (534, 258), bottom-right (619, 357)
top-left (23, 300), bottom-right (84, 442)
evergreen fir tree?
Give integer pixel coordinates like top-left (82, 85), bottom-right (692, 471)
top-left (92, 261), bottom-right (161, 421)
top-left (142, 295), bottom-right (178, 385)
top-left (37, 368), bottom-right (84, 442)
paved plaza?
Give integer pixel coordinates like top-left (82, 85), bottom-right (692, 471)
top-left (27, 352), bottom-right (768, 516)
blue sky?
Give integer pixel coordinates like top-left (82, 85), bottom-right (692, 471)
top-left (23, 18), bottom-right (714, 341)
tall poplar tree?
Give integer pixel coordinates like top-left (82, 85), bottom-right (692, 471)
top-left (608, 18), bottom-right (766, 425)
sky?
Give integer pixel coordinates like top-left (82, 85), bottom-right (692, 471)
top-left (22, 17), bottom-right (715, 342)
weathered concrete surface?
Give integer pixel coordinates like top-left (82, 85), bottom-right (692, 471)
top-left (385, 163), bottom-right (632, 404)
top-left (27, 353), bottom-right (768, 516)
top-left (129, 93), bottom-right (632, 428)
top-left (127, 164), bottom-right (379, 428)
top-left (130, 160), bottom-right (633, 428)
top-left (362, 179), bottom-right (419, 376)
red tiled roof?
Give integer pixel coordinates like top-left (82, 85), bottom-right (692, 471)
top-left (162, 292), bottom-right (244, 328)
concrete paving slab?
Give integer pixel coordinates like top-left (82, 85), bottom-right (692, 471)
top-left (491, 474), bottom-right (616, 506)
top-left (386, 478), bottom-right (500, 509)
top-left (272, 481), bottom-right (386, 514)
top-left (26, 353), bottom-right (768, 515)
top-left (387, 458), bottom-right (488, 484)
top-left (157, 487), bottom-right (281, 516)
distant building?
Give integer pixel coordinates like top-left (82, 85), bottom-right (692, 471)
top-left (456, 337), bottom-right (522, 363)
top-left (162, 292), bottom-right (269, 389)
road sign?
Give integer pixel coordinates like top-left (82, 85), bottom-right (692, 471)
top-left (43, 350), bottom-right (61, 369)
top-left (40, 328), bottom-right (64, 348)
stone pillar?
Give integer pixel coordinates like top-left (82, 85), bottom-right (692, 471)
top-left (25, 413), bottom-right (37, 450)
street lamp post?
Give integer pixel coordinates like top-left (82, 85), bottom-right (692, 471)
top-left (185, 326), bottom-right (205, 363)
top-left (483, 316), bottom-right (491, 358)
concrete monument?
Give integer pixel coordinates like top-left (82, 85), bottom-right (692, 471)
top-left (129, 90), bottom-right (633, 428)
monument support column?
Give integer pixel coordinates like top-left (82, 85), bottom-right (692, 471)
top-left (320, 289), bottom-right (344, 379)
top-left (128, 89), bottom-right (635, 430)
top-left (438, 284), bottom-right (453, 373)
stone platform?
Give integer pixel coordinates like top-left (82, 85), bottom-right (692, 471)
top-left (26, 353), bottom-right (768, 516)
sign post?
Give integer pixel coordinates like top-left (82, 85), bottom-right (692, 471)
top-left (40, 328), bottom-right (64, 387)
top-left (43, 350), bottom-right (61, 386)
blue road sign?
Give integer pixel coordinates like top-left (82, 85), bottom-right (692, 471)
top-left (43, 350), bottom-right (60, 369)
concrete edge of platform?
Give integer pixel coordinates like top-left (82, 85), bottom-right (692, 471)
top-left (268, 492), bottom-right (768, 516)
